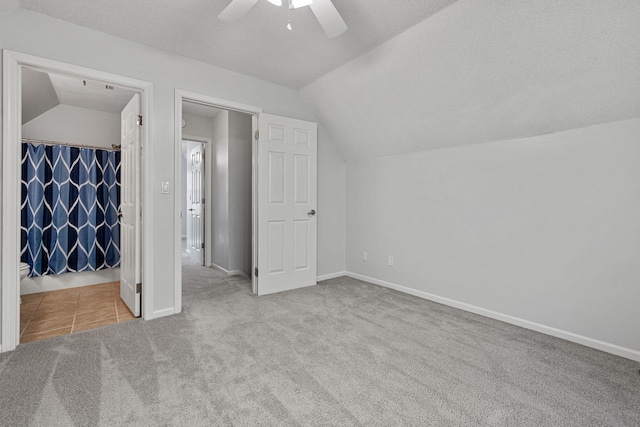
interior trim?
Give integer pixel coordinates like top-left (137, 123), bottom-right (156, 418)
top-left (346, 272), bottom-right (640, 362)
top-left (1, 49), bottom-right (154, 352)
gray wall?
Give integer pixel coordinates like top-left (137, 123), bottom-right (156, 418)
top-left (209, 111), bottom-right (252, 277)
top-left (21, 68), bottom-right (58, 124)
top-left (227, 111), bottom-right (252, 276)
top-left (211, 111), bottom-right (230, 271)
top-left (317, 125), bottom-right (346, 276)
top-left (22, 104), bottom-right (120, 149)
top-left (346, 118), bottom-right (640, 356)
top-left (183, 113), bottom-right (214, 141)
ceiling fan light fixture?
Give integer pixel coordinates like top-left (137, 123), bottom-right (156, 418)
top-left (290, 0), bottom-right (313, 8)
top-left (218, 0), bottom-right (347, 38)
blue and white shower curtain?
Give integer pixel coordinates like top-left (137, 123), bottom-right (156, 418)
top-left (21, 143), bottom-right (121, 277)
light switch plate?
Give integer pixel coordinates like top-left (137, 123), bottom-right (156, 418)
top-left (161, 181), bottom-right (170, 194)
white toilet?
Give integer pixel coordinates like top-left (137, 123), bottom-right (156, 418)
top-left (20, 262), bottom-right (30, 280)
top-left (19, 262), bottom-right (30, 304)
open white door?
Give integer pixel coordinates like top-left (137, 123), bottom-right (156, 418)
top-left (120, 93), bottom-right (141, 316)
top-left (257, 114), bottom-right (317, 295)
top-left (187, 143), bottom-right (204, 265)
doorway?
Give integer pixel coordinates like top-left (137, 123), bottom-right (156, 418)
top-left (175, 92), bottom-right (260, 304)
top-left (18, 67), bottom-right (140, 342)
top-left (180, 101), bottom-right (254, 280)
top-left (1, 51), bottom-right (153, 352)
top-left (174, 90), bottom-right (320, 302)
top-left (183, 139), bottom-right (206, 266)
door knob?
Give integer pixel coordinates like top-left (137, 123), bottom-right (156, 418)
top-left (308, 209), bottom-right (316, 216)
top-left (188, 208), bottom-right (195, 212)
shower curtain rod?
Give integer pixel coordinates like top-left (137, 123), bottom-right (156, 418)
top-left (21, 137), bottom-right (121, 152)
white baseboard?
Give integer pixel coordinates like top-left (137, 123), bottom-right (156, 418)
top-left (230, 270), bottom-right (250, 279)
top-left (317, 271), bottom-right (347, 282)
top-left (210, 262), bottom-right (229, 274)
top-left (210, 263), bottom-right (249, 278)
top-left (346, 272), bottom-right (640, 362)
top-left (21, 268), bottom-right (121, 295)
top-left (145, 307), bottom-right (175, 320)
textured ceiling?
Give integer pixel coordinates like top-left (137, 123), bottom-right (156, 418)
top-left (18, 0), bottom-right (459, 88)
top-left (0, 0), bottom-right (19, 16)
top-left (301, 0), bottom-right (640, 160)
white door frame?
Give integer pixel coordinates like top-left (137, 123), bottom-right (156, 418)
top-left (182, 136), bottom-right (210, 267)
top-left (1, 50), bottom-right (154, 353)
top-left (174, 90), bottom-right (262, 306)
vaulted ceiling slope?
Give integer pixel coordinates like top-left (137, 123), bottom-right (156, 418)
top-left (301, 0), bottom-right (640, 161)
top-left (16, 0), bottom-right (459, 89)
top-left (21, 69), bottom-right (58, 124)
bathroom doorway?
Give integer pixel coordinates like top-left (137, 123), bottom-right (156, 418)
top-left (1, 51), bottom-right (153, 351)
top-left (18, 68), bottom-right (138, 342)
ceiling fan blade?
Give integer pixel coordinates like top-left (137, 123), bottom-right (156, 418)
top-left (218, 0), bottom-right (260, 22)
top-left (309, 0), bottom-right (348, 38)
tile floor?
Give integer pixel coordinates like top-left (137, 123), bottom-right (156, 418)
top-left (20, 281), bottom-right (136, 344)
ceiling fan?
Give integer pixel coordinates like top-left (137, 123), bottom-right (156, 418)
top-left (218, 0), bottom-right (348, 38)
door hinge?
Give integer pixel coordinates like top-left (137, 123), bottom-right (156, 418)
top-left (136, 282), bottom-right (142, 294)
top-left (202, 198), bottom-right (205, 204)
top-left (137, 115), bottom-right (143, 126)
top-left (254, 267), bottom-right (258, 277)
top-left (201, 242), bottom-right (205, 249)
top-left (255, 130), bottom-right (259, 140)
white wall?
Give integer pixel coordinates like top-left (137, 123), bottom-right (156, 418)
top-left (211, 111), bottom-right (230, 271)
top-left (0, 9), bottom-right (347, 329)
top-left (346, 118), bottom-right (640, 358)
top-left (22, 104), bottom-right (120, 149)
top-left (182, 112), bottom-right (214, 141)
top-left (227, 111), bottom-right (252, 276)
top-left (21, 68), bottom-right (58, 124)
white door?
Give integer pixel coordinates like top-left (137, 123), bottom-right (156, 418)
top-left (120, 93), bottom-right (141, 316)
top-left (187, 143), bottom-right (204, 265)
top-left (257, 114), bottom-right (317, 296)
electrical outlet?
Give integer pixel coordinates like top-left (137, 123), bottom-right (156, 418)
top-left (388, 256), bottom-right (394, 267)
top-left (362, 251), bottom-right (368, 262)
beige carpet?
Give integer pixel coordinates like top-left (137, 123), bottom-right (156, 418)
top-left (0, 262), bottom-right (638, 426)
